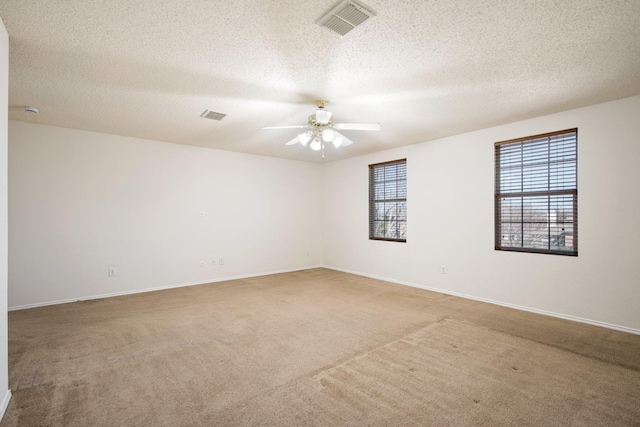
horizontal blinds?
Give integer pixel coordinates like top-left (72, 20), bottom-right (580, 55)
top-left (495, 129), bottom-right (577, 255)
top-left (369, 159), bottom-right (407, 242)
top-left (497, 130), bottom-right (577, 195)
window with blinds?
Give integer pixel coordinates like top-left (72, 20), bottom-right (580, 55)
top-left (369, 159), bottom-right (407, 242)
top-left (495, 129), bottom-right (577, 255)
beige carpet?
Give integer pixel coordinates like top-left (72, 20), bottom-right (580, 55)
top-left (2, 268), bottom-right (639, 426)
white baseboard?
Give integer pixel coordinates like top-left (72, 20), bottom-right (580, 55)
top-left (0, 390), bottom-right (11, 421)
top-left (324, 265), bottom-right (640, 336)
top-left (10, 264), bottom-right (639, 336)
top-left (8, 265), bottom-right (323, 311)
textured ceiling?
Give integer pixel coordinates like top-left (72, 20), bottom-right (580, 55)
top-left (1, 0), bottom-right (639, 163)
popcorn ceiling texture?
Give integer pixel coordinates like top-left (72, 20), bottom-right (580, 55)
top-left (1, 0), bottom-right (639, 162)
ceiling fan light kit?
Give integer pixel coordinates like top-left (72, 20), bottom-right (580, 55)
top-left (262, 100), bottom-right (380, 159)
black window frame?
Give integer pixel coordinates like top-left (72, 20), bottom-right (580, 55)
top-left (495, 129), bottom-right (578, 256)
top-left (369, 159), bottom-right (407, 242)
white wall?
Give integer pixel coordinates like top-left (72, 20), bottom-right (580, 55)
top-left (323, 95), bottom-right (640, 333)
top-left (0, 16), bottom-right (11, 418)
top-left (7, 96), bottom-right (640, 333)
top-left (8, 122), bottom-right (322, 308)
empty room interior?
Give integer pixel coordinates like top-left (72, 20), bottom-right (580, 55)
top-left (0, 1), bottom-right (639, 425)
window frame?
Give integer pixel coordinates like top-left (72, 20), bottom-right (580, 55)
top-left (369, 159), bottom-right (407, 243)
top-left (494, 129), bottom-right (578, 256)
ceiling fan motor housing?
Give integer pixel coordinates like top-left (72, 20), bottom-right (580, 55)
top-left (308, 114), bottom-right (333, 127)
top-left (313, 100), bottom-right (332, 125)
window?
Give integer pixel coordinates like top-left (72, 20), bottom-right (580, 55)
top-left (495, 129), bottom-right (577, 256)
top-left (369, 159), bottom-right (407, 242)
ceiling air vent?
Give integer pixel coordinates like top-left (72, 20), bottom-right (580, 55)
top-left (200, 110), bottom-right (226, 121)
top-left (316, 0), bottom-right (376, 36)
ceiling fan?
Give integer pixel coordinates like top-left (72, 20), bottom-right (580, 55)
top-left (262, 100), bottom-right (381, 157)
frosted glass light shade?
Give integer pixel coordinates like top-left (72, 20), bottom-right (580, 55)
top-left (310, 138), bottom-right (322, 151)
top-left (322, 129), bottom-right (334, 142)
top-left (298, 131), bottom-right (312, 146)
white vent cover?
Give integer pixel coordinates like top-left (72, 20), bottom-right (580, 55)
top-left (200, 110), bottom-right (226, 121)
top-left (316, 0), bottom-right (376, 36)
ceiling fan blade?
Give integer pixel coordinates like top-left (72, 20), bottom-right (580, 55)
top-left (333, 131), bottom-right (354, 147)
top-left (261, 125), bottom-right (310, 130)
top-left (285, 136), bottom-right (300, 145)
top-left (334, 123), bottom-right (381, 131)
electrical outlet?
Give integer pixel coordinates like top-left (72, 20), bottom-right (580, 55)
top-left (219, 258), bottom-right (224, 266)
top-left (440, 265), bottom-right (447, 274)
top-left (109, 266), bottom-right (117, 277)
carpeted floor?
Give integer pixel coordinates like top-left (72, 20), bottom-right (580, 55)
top-left (2, 268), bottom-right (639, 426)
